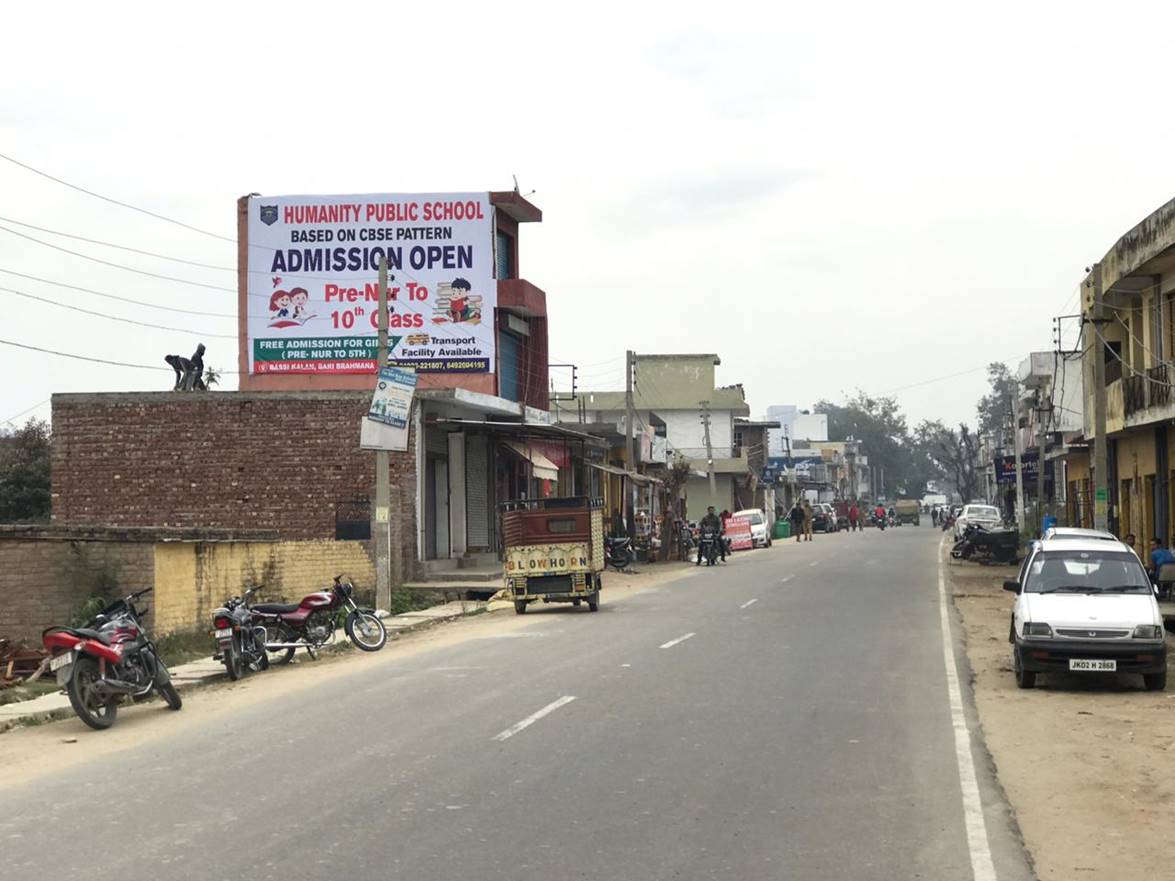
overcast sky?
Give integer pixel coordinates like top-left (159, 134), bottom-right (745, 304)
top-left (3, 0), bottom-right (1173, 432)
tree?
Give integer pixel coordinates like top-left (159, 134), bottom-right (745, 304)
top-left (0, 417), bottom-right (51, 522)
top-left (916, 419), bottom-right (979, 503)
top-left (815, 392), bottom-right (933, 498)
top-left (977, 362), bottom-right (1017, 439)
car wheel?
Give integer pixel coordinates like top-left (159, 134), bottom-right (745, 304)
top-left (1013, 648), bottom-right (1035, 689)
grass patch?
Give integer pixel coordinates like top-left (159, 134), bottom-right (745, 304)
top-left (154, 630), bottom-right (212, 668)
top-left (389, 587), bottom-right (440, 616)
top-left (0, 679), bottom-right (60, 706)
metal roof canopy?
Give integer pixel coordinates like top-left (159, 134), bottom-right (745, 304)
top-left (432, 419), bottom-right (609, 448)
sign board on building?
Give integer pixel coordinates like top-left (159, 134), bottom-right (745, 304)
top-left (367, 366), bottom-right (417, 429)
top-left (993, 453), bottom-right (1049, 485)
top-left (246, 193), bottom-right (496, 375)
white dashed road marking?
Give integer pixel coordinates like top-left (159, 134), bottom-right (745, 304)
top-left (659, 632), bottom-right (696, 649)
top-left (492, 696), bottom-right (577, 742)
top-left (740, 598), bottom-right (758, 609)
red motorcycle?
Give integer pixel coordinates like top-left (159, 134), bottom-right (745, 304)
top-left (252, 575), bottom-right (387, 663)
top-left (42, 587), bottom-right (182, 730)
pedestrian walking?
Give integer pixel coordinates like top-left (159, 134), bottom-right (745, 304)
top-left (788, 500), bottom-right (805, 543)
top-left (848, 502), bottom-right (860, 533)
top-left (802, 499), bottom-right (814, 541)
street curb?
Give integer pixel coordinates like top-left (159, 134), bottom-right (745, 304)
top-left (0, 603), bottom-right (486, 734)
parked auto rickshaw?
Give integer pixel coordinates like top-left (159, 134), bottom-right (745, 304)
top-left (500, 497), bottom-right (605, 614)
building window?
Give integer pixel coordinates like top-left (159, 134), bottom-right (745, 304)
top-left (499, 330), bottom-right (522, 401)
top-left (496, 230), bottom-right (514, 279)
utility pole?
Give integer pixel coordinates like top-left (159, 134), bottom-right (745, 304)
top-left (1011, 386), bottom-right (1026, 530)
top-left (625, 350), bottom-right (636, 537)
top-left (1036, 389), bottom-right (1048, 532)
top-left (1091, 262), bottom-right (1109, 531)
top-left (700, 400), bottom-right (716, 494)
top-left (374, 257), bottom-right (392, 612)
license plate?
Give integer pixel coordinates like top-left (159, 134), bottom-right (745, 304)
top-left (214, 628), bottom-right (232, 638)
top-left (1069, 658), bottom-right (1117, 672)
top-left (49, 652), bottom-right (73, 672)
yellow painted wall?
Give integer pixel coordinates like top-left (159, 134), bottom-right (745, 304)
top-left (152, 540), bottom-right (376, 636)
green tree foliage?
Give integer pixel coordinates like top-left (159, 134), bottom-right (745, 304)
top-left (814, 393), bottom-right (937, 498)
top-left (915, 420), bottom-right (979, 502)
top-left (0, 417), bottom-right (50, 523)
top-left (976, 362), bottom-right (1017, 439)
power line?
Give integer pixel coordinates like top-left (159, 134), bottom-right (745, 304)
top-left (0, 337), bottom-right (238, 373)
top-left (0, 224), bottom-right (235, 292)
top-left (0, 285), bottom-right (235, 338)
top-left (2, 398), bottom-right (50, 426)
top-left (0, 150), bottom-right (235, 243)
top-left (0, 267), bottom-right (234, 317)
top-left (0, 214), bottom-right (234, 271)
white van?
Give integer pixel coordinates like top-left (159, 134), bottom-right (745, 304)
top-left (1006, 538), bottom-right (1167, 690)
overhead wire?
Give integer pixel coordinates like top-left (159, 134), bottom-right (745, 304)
top-left (0, 150), bottom-right (235, 243)
top-left (0, 215), bottom-right (234, 271)
top-left (0, 224), bottom-right (235, 292)
top-left (0, 285), bottom-right (235, 338)
top-left (2, 398), bottom-right (50, 426)
top-left (0, 337), bottom-right (234, 372)
top-left (0, 267), bottom-right (234, 317)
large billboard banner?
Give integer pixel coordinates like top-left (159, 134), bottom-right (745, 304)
top-left (246, 193), bottom-right (495, 375)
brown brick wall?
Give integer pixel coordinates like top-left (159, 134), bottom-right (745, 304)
top-left (0, 537), bottom-right (156, 642)
top-left (50, 392), bottom-right (417, 580)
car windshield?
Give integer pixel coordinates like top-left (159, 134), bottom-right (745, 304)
top-left (1023, 550), bottom-right (1152, 594)
top-left (965, 506), bottom-right (999, 519)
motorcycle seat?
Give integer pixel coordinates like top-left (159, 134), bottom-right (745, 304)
top-left (251, 602), bottom-right (300, 614)
top-left (69, 627), bottom-right (113, 645)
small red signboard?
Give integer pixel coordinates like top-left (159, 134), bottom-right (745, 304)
top-left (726, 516), bottom-right (753, 551)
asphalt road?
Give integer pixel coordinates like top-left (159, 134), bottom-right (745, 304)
top-left (0, 525), bottom-right (1035, 881)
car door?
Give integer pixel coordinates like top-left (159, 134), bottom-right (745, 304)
top-left (1010, 547), bottom-right (1036, 641)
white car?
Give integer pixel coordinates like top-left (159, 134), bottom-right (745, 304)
top-left (733, 509), bottom-right (770, 548)
top-left (955, 503), bottom-right (1002, 539)
top-left (1041, 526), bottom-right (1117, 542)
top-left (1006, 538), bottom-right (1167, 690)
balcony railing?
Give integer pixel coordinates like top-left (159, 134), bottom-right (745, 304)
top-left (1124, 373), bottom-right (1147, 417)
top-left (1149, 364), bottom-right (1171, 409)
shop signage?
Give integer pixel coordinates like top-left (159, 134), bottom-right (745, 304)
top-left (367, 366), bottom-right (417, 429)
top-left (993, 453), bottom-right (1049, 484)
top-left (726, 516), bottom-right (753, 551)
top-left (246, 193), bottom-right (496, 375)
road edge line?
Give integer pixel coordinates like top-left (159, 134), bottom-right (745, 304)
top-left (939, 545), bottom-right (998, 881)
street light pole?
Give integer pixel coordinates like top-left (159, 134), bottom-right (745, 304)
top-left (1091, 262), bottom-right (1110, 531)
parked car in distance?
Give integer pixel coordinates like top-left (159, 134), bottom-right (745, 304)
top-left (954, 503), bottom-right (1001, 538)
top-left (1006, 538), bottom-right (1166, 690)
top-left (813, 503), bottom-right (838, 533)
top-left (733, 509), bottom-right (771, 548)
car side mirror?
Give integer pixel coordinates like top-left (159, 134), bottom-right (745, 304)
top-left (1003, 580), bottom-right (1020, 593)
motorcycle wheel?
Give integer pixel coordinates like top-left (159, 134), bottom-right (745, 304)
top-left (266, 623), bottom-right (296, 665)
top-left (346, 611), bottom-right (387, 652)
top-left (224, 643), bottom-right (244, 681)
top-left (67, 656), bottom-right (118, 730)
top-left (158, 680), bottom-right (183, 711)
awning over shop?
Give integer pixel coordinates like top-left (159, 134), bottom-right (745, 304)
top-left (588, 462), bottom-right (662, 485)
top-left (506, 441), bottom-right (559, 481)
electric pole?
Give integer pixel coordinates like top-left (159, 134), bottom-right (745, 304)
top-left (1091, 262), bottom-right (1109, 531)
top-left (625, 350), bottom-right (636, 537)
top-left (1036, 388), bottom-right (1048, 532)
top-left (374, 257), bottom-right (392, 612)
top-left (1011, 386), bottom-right (1026, 530)
top-left (699, 401), bottom-right (716, 494)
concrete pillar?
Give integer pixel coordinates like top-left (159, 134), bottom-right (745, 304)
top-left (448, 432), bottom-right (467, 557)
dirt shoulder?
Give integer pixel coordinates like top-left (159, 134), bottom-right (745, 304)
top-left (946, 544), bottom-right (1175, 881)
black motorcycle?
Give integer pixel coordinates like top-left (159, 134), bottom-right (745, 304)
top-left (605, 535), bottom-right (635, 571)
top-left (951, 523), bottom-right (1019, 563)
top-left (697, 528), bottom-right (720, 566)
top-left (211, 586), bottom-right (269, 681)
top-left (677, 522), bottom-right (696, 561)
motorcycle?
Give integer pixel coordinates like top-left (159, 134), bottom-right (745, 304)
top-left (252, 575), bottom-right (387, 664)
top-left (210, 586), bottom-right (269, 680)
top-left (941, 511), bottom-right (957, 532)
top-left (42, 587), bottom-right (182, 730)
top-left (951, 523), bottom-right (1020, 563)
top-left (873, 512), bottom-right (887, 531)
top-left (605, 535), bottom-right (635, 571)
top-left (677, 522), bottom-right (696, 561)
top-left (697, 528), bottom-right (720, 566)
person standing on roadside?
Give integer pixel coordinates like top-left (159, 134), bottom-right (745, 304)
top-left (788, 500), bottom-right (805, 543)
top-left (802, 499), bottom-right (814, 542)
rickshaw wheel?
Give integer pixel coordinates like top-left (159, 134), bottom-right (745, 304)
top-left (514, 600), bottom-right (528, 615)
top-left (573, 599), bottom-right (582, 606)
top-left (587, 591), bottom-right (600, 612)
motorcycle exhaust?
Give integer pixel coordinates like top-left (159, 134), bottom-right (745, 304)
top-left (95, 676), bottom-right (150, 697)
top-left (264, 641), bottom-right (322, 650)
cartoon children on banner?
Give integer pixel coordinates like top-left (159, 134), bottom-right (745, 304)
top-left (433, 277), bottom-right (482, 325)
top-left (268, 281), bottom-right (316, 328)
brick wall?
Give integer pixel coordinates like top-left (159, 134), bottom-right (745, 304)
top-left (51, 391), bottom-right (416, 580)
top-left (0, 531), bottom-right (156, 642)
